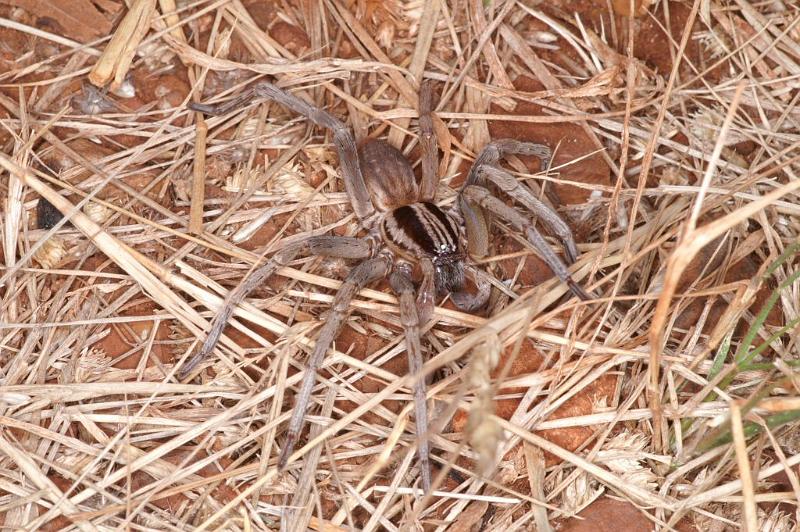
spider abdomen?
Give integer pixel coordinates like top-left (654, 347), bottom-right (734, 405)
top-left (359, 139), bottom-right (418, 211)
top-left (381, 202), bottom-right (465, 293)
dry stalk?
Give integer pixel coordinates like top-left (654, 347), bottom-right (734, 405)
top-left (3, 0), bottom-right (800, 529)
top-left (89, 0), bottom-right (157, 90)
top-left (465, 332), bottom-right (503, 476)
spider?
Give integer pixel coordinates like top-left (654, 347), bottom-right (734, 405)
top-left (184, 80), bottom-right (591, 491)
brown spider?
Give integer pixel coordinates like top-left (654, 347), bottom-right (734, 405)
top-left (184, 80), bottom-right (590, 491)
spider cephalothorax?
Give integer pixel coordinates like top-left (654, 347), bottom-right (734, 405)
top-left (380, 202), bottom-right (465, 293)
top-left (184, 80), bottom-right (591, 492)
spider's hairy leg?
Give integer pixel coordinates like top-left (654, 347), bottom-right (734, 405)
top-left (389, 266), bottom-right (432, 492)
top-left (416, 258), bottom-right (436, 325)
top-left (451, 265), bottom-right (492, 311)
top-left (464, 139), bottom-right (552, 188)
top-left (418, 80), bottom-right (439, 202)
top-left (461, 185), bottom-right (592, 301)
top-left (190, 81), bottom-right (375, 220)
top-left (479, 165), bottom-right (580, 263)
top-left (188, 87), bottom-right (262, 116)
top-left (179, 236), bottom-right (372, 379)
top-left (278, 255), bottom-right (391, 470)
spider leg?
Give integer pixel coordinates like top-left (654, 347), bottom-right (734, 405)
top-left (451, 264), bottom-right (492, 311)
top-left (416, 258), bottom-right (436, 325)
top-left (190, 81), bottom-right (375, 221)
top-left (464, 138), bottom-right (551, 189)
top-left (389, 266), bottom-right (432, 492)
top-left (179, 236), bottom-right (372, 379)
top-left (418, 80), bottom-right (439, 202)
top-left (478, 165), bottom-right (579, 263)
top-left (278, 255), bottom-right (391, 469)
top-left (459, 139), bottom-right (549, 259)
top-left (188, 87), bottom-right (261, 116)
top-left (462, 185), bottom-right (591, 301)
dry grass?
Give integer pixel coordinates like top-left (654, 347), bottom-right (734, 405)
top-left (1, 0), bottom-right (799, 530)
